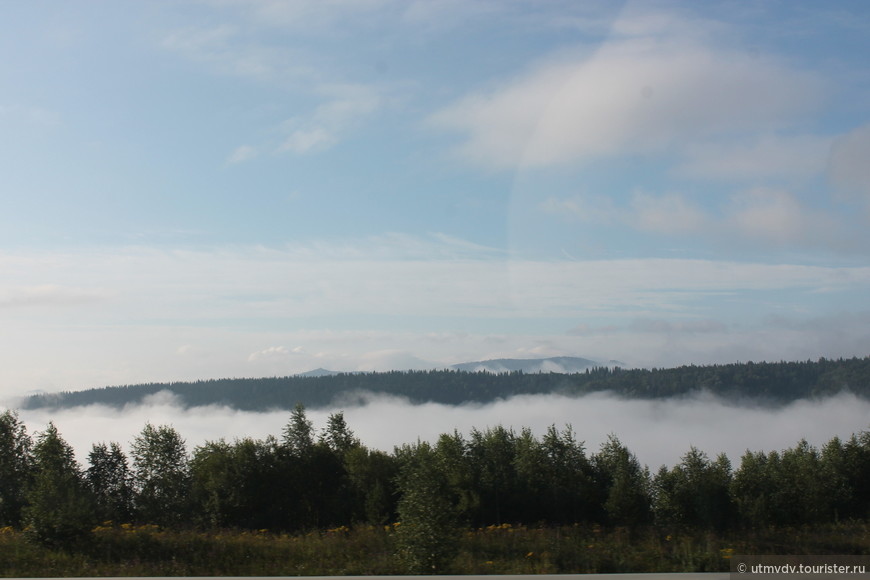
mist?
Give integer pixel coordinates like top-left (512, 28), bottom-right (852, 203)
top-left (16, 390), bottom-right (870, 470)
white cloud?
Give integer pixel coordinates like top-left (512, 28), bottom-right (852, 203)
top-left (161, 24), bottom-right (311, 83)
top-left (0, 284), bottom-right (111, 309)
top-left (279, 83), bottom-right (382, 154)
top-left (227, 144), bottom-right (258, 164)
top-left (161, 13), bottom-right (388, 156)
top-left (540, 195), bottom-right (618, 224)
top-left (161, 25), bottom-right (237, 57)
top-left (430, 9), bottom-right (823, 169)
top-left (4, 241), bottom-right (868, 323)
top-left (356, 350), bottom-right (438, 372)
top-left (402, 0), bottom-right (494, 23)
top-left (279, 127), bottom-right (335, 154)
top-left (678, 134), bottom-right (833, 181)
top-left (630, 191), bottom-right (710, 235)
top-left (176, 344), bottom-right (200, 356)
top-left (629, 318), bottom-right (728, 334)
top-left (211, 0), bottom-right (399, 31)
top-left (540, 191), bottom-right (711, 236)
top-left (247, 345), bottom-right (293, 362)
top-left (540, 185), bottom-right (861, 252)
top-left (828, 123), bottom-right (870, 204)
top-left (1, 239), bottom-right (869, 396)
top-left (725, 188), bottom-right (836, 245)
top-left (209, 0), bottom-right (561, 37)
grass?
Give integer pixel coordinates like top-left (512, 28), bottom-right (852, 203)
top-left (1, 521), bottom-right (869, 576)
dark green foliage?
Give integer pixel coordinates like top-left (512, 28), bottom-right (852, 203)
top-left (191, 408), bottom-right (390, 534)
top-left (469, 426), bottom-right (520, 525)
top-left (730, 439), bottom-right (847, 527)
top-left (730, 450), bottom-right (777, 527)
top-left (282, 402), bottom-right (314, 457)
top-left (321, 411), bottom-right (360, 454)
top-left (345, 446), bottom-right (399, 525)
top-left (653, 447), bottom-right (734, 530)
top-left (276, 404), bottom-right (351, 530)
top-left (775, 441), bottom-right (830, 525)
top-left (5, 397), bottom-right (870, 562)
top-left (190, 435), bottom-right (291, 530)
top-left (538, 425), bottom-right (594, 523)
top-left (23, 423), bottom-right (96, 549)
top-left (130, 424), bottom-right (190, 526)
top-left (828, 433), bottom-right (870, 520)
top-left (298, 442), bottom-right (349, 529)
top-left (435, 430), bottom-right (480, 523)
top-left (21, 356), bottom-right (870, 412)
top-left (594, 435), bottom-right (652, 526)
top-left (394, 441), bottom-right (459, 573)
top-left (86, 442), bottom-right (134, 524)
top-left (0, 410), bottom-right (33, 527)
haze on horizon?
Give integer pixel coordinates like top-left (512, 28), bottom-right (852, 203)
top-left (15, 388), bottom-right (870, 473)
top-left (2, 0), bottom-right (870, 401)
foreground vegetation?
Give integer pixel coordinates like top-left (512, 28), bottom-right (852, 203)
top-left (1, 521), bottom-right (869, 577)
top-left (2, 401), bottom-right (870, 574)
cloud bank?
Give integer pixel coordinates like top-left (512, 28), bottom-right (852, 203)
top-left (430, 7), bottom-right (823, 170)
top-left (16, 390), bottom-right (870, 471)
top-left (2, 239), bottom-right (870, 396)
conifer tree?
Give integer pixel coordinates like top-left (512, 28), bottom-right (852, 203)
top-left (24, 423), bottom-right (95, 549)
top-left (0, 410), bottom-right (32, 527)
top-left (321, 411), bottom-right (360, 455)
top-left (282, 402), bottom-right (314, 457)
top-left (595, 435), bottom-right (651, 526)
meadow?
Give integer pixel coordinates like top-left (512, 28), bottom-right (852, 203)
top-left (1, 521), bottom-right (869, 577)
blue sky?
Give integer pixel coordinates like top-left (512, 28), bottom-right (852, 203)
top-left (2, 0), bottom-right (870, 397)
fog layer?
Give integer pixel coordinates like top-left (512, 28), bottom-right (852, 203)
top-left (16, 390), bottom-right (870, 469)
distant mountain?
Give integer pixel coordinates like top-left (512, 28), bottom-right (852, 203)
top-left (296, 368), bottom-right (340, 378)
top-left (450, 356), bottom-right (600, 374)
top-left (295, 356), bottom-right (605, 378)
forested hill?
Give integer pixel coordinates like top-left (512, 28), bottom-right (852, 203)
top-left (19, 356), bottom-right (870, 412)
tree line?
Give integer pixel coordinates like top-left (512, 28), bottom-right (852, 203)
top-left (21, 356), bottom-right (870, 412)
top-left (2, 405), bottom-right (869, 556)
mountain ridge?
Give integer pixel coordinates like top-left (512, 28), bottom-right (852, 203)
top-left (18, 356), bottom-right (870, 412)
top-left (449, 356), bottom-right (602, 374)
top-left (298, 356), bottom-right (610, 377)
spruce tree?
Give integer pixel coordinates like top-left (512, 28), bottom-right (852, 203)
top-left (0, 410), bottom-right (32, 527)
top-left (24, 423), bottom-right (95, 549)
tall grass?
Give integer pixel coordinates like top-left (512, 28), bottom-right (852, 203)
top-left (1, 521), bottom-right (868, 576)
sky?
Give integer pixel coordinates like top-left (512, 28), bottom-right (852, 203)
top-left (2, 0), bottom-right (870, 402)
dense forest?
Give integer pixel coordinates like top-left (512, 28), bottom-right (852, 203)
top-left (2, 404), bottom-right (870, 573)
top-left (21, 355), bottom-right (870, 411)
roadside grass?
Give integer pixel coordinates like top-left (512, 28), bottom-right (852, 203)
top-left (1, 521), bottom-right (868, 576)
